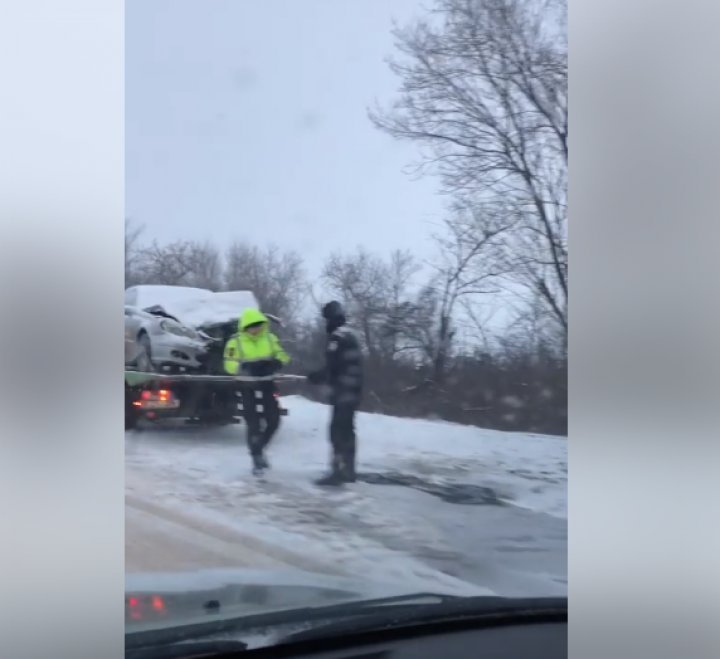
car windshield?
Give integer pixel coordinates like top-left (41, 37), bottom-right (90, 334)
top-left (125, 0), bottom-right (567, 652)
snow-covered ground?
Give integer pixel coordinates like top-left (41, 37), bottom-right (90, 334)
top-left (126, 396), bottom-right (567, 598)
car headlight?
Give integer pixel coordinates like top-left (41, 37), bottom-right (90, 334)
top-left (159, 320), bottom-right (199, 340)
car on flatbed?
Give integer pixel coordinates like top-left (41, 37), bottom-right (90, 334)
top-left (124, 285), bottom-right (290, 430)
top-left (125, 304), bottom-right (211, 372)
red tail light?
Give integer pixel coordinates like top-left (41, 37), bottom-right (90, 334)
top-left (127, 595), bottom-right (166, 621)
top-left (128, 596), bottom-right (141, 620)
top-left (134, 389), bottom-right (180, 410)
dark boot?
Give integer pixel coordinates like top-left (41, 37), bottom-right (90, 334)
top-left (251, 451), bottom-right (269, 475)
top-left (314, 454), bottom-right (345, 486)
top-left (315, 454), bottom-right (354, 486)
top-left (339, 450), bottom-right (356, 483)
top-left (314, 470), bottom-right (346, 486)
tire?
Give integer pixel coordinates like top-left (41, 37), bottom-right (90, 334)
top-left (136, 333), bottom-right (154, 373)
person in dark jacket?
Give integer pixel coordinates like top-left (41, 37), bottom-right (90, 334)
top-left (307, 301), bottom-right (364, 486)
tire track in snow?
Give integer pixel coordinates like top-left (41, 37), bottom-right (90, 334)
top-left (126, 493), bottom-right (347, 577)
top-left (126, 504), bottom-right (271, 572)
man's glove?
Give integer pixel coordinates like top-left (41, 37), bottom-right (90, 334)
top-left (242, 359), bottom-right (283, 377)
top-left (306, 370), bottom-right (324, 385)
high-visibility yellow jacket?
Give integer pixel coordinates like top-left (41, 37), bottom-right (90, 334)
top-left (223, 308), bottom-right (290, 375)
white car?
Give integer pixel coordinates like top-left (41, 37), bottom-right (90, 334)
top-left (124, 304), bottom-right (211, 372)
top-left (124, 285), bottom-right (267, 374)
top-left (124, 307), bottom-right (151, 371)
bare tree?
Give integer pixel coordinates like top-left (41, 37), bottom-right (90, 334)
top-left (134, 240), bottom-right (222, 290)
top-left (224, 242), bottom-right (306, 322)
top-left (185, 242), bottom-right (223, 290)
top-left (424, 206), bottom-right (509, 383)
top-left (124, 219), bottom-right (145, 287)
top-left (388, 250), bottom-right (421, 306)
top-left (377, 250), bottom-right (422, 359)
top-left (371, 0), bottom-right (567, 337)
top-left (459, 297), bottom-right (499, 351)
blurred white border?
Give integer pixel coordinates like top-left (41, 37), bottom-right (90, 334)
top-left (0, 2), bottom-right (124, 658)
top-left (572, 0), bottom-right (720, 657)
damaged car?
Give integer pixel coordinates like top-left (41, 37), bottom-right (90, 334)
top-left (124, 304), bottom-right (212, 373)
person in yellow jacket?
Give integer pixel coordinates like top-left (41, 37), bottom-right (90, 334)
top-left (223, 308), bottom-right (290, 474)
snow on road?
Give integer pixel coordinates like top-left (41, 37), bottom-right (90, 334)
top-left (126, 396), bottom-right (566, 597)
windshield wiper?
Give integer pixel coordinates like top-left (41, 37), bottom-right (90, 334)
top-left (126, 595), bottom-right (567, 658)
top-left (278, 596), bottom-right (567, 646)
top-left (126, 639), bottom-right (248, 659)
top-left (125, 592), bottom-right (462, 653)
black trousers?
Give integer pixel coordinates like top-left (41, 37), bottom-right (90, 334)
top-left (241, 383), bottom-right (280, 456)
top-left (329, 403), bottom-right (357, 475)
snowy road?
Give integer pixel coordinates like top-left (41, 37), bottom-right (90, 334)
top-left (126, 397), bottom-right (567, 597)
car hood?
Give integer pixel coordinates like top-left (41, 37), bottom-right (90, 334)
top-left (125, 567), bottom-right (491, 632)
top-left (125, 286), bottom-right (260, 329)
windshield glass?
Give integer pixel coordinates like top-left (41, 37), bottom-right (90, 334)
top-left (125, 0), bottom-right (567, 651)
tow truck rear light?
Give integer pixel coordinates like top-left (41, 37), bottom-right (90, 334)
top-left (126, 595), bottom-right (167, 621)
top-left (133, 389), bottom-right (180, 410)
top-left (128, 596), bottom-right (141, 620)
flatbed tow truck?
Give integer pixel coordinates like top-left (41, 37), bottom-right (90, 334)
top-left (124, 371), bottom-right (306, 430)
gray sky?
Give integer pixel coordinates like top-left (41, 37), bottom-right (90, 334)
top-left (126, 0), bottom-right (446, 280)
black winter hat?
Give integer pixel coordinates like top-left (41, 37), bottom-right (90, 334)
top-left (321, 300), bottom-right (345, 320)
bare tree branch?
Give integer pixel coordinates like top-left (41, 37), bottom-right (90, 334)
top-left (225, 242), bottom-right (307, 322)
top-left (370, 0), bottom-right (567, 339)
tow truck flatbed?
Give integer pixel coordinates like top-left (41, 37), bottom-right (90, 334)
top-left (124, 371), bottom-right (306, 429)
top-left (124, 371), bottom-right (306, 386)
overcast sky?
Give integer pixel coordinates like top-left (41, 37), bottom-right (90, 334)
top-left (126, 0), bottom-right (446, 280)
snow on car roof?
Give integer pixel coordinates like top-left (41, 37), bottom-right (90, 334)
top-left (124, 285), bottom-right (259, 328)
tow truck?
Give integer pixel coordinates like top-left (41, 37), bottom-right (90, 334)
top-left (124, 371), bottom-right (306, 430)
